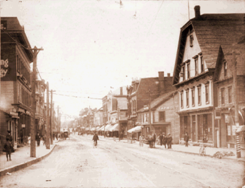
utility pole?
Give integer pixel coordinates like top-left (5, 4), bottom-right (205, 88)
top-left (46, 82), bottom-right (50, 149)
top-left (232, 50), bottom-right (241, 158)
top-left (30, 46), bottom-right (43, 157)
top-left (57, 105), bottom-right (60, 134)
top-left (50, 90), bottom-right (55, 145)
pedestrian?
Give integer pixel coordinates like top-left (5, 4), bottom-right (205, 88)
top-left (159, 133), bottom-right (163, 146)
top-left (92, 132), bottom-right (99, 148)
top-left (42, 134), bottom-right (46, 146)
top-left (184, 132), bottom-right (189, 147)
top-left (139, 135), bottom-right (143, 147)
top-left (153, 133), bottom-right (156, 148)
top-left (36, 132), bottom-right (41, 146)
top-left (162, 133), bottom-right (167, 149)
top-left (6, 130), bottom-right (13, 142)
top-left (4, 139), bottom-right (12, 161)
top-left (167, 133), bottom-right (172, 149)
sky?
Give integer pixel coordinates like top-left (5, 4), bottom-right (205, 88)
top-left (1, 0), bottom-right (245, 120)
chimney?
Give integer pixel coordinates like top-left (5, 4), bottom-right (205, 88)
top-left (194, 5), bottom-right (200, 19)
top-left (167, 73), bottom-right (170, 77)
top-left (158, 71), bottom-right (165, 95)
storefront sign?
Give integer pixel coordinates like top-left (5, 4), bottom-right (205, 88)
top-left (22, 124), bottom-right (25, 128)
top-left (0, 59), bottom-right (9, 78)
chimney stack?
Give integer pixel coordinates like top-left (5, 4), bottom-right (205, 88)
top-left (194, 5), bottom-right (201, 19)
top-left (167, 73), bottom-right (170, 77)
top-left (158, 71), bottom-right (165, 95)
top-left (120, 87), bottom-right (123, 95)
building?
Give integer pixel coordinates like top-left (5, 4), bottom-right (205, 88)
top-left (172, 6), bottom-right (244, 147)
top-left (213, 37), bottom-right (245, 148)
top-left (93, 107), bottom-right (103, 129)
top-left (104, 87), bottom-right (128, 137)
top-left (137, 91), bottom-right (179, 143)
top-left (126, 72), bottom-right (174, 134)
top-left (0, 17), bottom-right (33, 149)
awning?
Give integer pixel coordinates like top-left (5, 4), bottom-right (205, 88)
top-left (127, 126), bottom-right (143, 133)
top-left (105, 124), bottom-right (113, 131)
top-left (96, 126), bottom-right (101, 131)
top-left (99, 126), bottom-right (105, 131)
top-left (109, 123), bottom-right (119, 132)
top-left (236, 125), bottom-right (245, 133)
top-left (91, 127), bottom-right (96, 131)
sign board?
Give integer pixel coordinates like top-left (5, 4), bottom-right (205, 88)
top-left (22, 124), bottom-right (25, 128)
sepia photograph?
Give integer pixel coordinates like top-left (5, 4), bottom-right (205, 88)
top-left (0, 0), bottom-right (245, 187)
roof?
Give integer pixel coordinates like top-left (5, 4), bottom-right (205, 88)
top-left (2, 17), bottom-right (33, 62)
top-left (137, 91), bottom-right (177, 113)
top-left (112, 86), bottom-right (127, 96)
top-left (173, 13), bottom-right (245, 85)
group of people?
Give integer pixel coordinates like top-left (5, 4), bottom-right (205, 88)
top-left (159, 133), bottom-right (173, 149)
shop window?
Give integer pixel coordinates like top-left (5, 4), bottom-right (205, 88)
top-left (221, 88), bottom-right (225, 105)
top-left (159, 111), bottom-right (165, 122)
top-left (198, 115), bottom-right (203, 141)
top-left (186, 89), bottom-right (189, 108)
top-left (191, 87), bottom-right (195, 106)
top-left (205, 82), bottom-right (209, 104)
top-left (192, 115), bottom-right (196, 142)
top-left (228, 86), bottom-right (232, 103)
top-left (197, 85), bottom-right (201, 106)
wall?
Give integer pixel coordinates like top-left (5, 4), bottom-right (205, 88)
top-left (0, 81), bottom-right (14, 110)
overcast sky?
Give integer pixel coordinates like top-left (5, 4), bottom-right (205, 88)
top-left (2, 0), bottom-right (245, 120)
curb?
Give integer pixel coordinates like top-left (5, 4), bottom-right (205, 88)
top-left (0, 144), bottom-right (57, 177)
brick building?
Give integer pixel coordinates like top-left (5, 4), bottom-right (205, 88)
top-left (126, 71), bottom-right (174, 134)
top-left (0, 17), bottom-right (33, 149)
top-left (172, 6), bottom-right (244, 147)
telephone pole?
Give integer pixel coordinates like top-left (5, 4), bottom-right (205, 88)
top-left (232, 49), bottom-right (241, 158)
top-left (46, 82), bottom-right (50, 149)
top-left (50, 90), bottom-right (55, 145)
top-left (30, 46), bottom-right (43, 157)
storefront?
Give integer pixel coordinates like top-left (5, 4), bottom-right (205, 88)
top-left (179, 108), bottom-right (214, 146)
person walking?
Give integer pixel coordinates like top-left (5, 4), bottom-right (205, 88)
top-left (162, 133), bottom-right (167, 149)
top-left (92, 132), bottom-right (99, 148)
top-left (167, 133), bottom-right (172, 149)
top-left (36, 132), bottom-right (41, 147)
top-left (153, 133), bottom-right (156, 148)
top-left (159, 133), bottom-right (163, 146)
top-left (6, 130), bottom-right (13, 142)
top-left (4, 138), bottom-right (12, 161)
top-left (184, 132), bottom-right (189, 147)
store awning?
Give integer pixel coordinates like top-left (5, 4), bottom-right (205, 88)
top-left (100, 126), bottom-right (105, 131)
top-left (109, 123), bottom-right (119, 132)
top-left (127, 126), bottom-right (143, 133)
top-left (105, 124), bottom-right (113, 131)
top-left (91, 127), bottom-right (96, 131)
top-left (236, 125), bottom-right (245, 133)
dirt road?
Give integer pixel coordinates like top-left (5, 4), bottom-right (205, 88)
top-left (0, 134), bottom-right (244, 187)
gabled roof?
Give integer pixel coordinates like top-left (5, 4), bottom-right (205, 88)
top-left (173, 13), bottom-right (245, 85)
top-left (137, 91), bottom-right (177, 113)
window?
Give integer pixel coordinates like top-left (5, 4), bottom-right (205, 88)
top-left (205, 83), bottom-right (209, 104)
top-left (191, 87), bottom-right (195, 106)
top-left (221, 88), bottom-right (225, 105)
top-left (182, 66), bottom-right (185, 80)
top-left (187, 62), bottom-right (190, 79)
top-left (159, 111), bottom-right (165, 122)
top-left (194, 57), bottom-right (198, 76)
top-left (190, 34), bottom-right (194, 47)
top-left (181, 91), bottom-right (184, 108)
top-left (200, 55), bottom-right (204, 73)
top-left (224, 61), bottom-right (227, 77)
top-left (228, 86), bottom-right (232, 103)
top-left (198, 85), bottom-right (201, 105)
top-left (186, 89), bottom-right (189, 107)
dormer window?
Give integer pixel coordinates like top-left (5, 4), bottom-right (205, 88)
top-left (224, 61), bottom-right (227, 77)
top-left (194, 56), bottom-right (198, 76)
top-left (190, 34), bottom-right (194, 47)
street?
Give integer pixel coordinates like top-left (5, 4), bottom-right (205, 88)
top-left (0, 134), bottom-right (244, 188)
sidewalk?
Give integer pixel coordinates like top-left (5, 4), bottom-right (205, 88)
top-left (103, 136), bottom-right (245, 161)
top-left (0, 140), bottom-right (59, 177)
